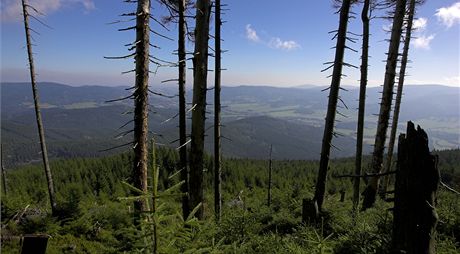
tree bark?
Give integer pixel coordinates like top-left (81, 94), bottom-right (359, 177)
top-left (21, 0), bottom-right (57, 216)
top-left (302, 198), bottom-right (319, 223)
top-left (214, 0), bottom-right (222, 222)
top-left (151, 140), bottom-right (159, 254)
top-left (313, 0), bottom-right (351, 212)
top-left (20, 234), bottom-right (50, 254)
top-left (1, 144), bottom-right (7, 196)
top-left (132, 0), bottom-right (151, 215)
top-left (392, 121), bottom-right (439, 254)
top-left (178, 0), bottom-right (190, 220)
top-left (267, 145), bottom-right (272, 207)
top-left (362, 0), bottom-right (407, 210)
top-left (340, 190), bottom-right (346, 202)
top-left (353, 0), bottom-right (370, 212)
top-left (189, 0), bottom-right (210, 220)
top-left (382, 0), bottom-right (416, 197)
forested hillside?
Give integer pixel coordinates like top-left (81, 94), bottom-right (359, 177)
top-left (2, 82), bottom-right (458, 166)
top-left (1, 149), bottom-right (459, 253)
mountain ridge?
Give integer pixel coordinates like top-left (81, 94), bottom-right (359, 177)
top-left (1, 82), bottom-right (458, 166)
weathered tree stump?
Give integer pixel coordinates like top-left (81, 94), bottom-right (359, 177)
top-left (21, 234), bottom-right (50, 254)
top-left (392, 121), bottom-right (439, 254)
top-left (302, 198), bottom-right (319, 223)
top-left (339, 190), bottom-right (346, 202)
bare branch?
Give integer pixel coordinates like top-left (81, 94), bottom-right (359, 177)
top-left (333, 170), bottom-right (397, 178)
top-left (99, 141), bottom-right (134, 152)
top-left (104, 52), bottom-right (136, 59)
top-left (105, 94), bottom-right (134, 103)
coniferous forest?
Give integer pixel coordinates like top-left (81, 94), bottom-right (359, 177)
top-left (1, 0), bottom-right (460, 253)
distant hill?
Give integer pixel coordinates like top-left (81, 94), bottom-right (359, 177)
top-left (1, 82), bottom-right (458, 166)
top-left (218, 84), bottom-right (460, 149)
top-left (209, 116), bottom-right (368, 160)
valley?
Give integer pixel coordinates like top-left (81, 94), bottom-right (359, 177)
top-left (1, 82), bottom-right (459, 166)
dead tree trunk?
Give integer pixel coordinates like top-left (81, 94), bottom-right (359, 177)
top-left (392, 121), bottom-right (439, 254)
top-left (362, 0), bottom-right (407, 210)
top-left (151, 139), bottom-right (159, 254)
top-left (340, 190), bottom-right (346, 202)
top-left (21, 0), bottom-right (57, 216)
top-left (1, 144), bottom-right (7, 196)
top-left (302, 198), bottom-right (319, 223)
top-left (313, 0), bottom-right (351, 213)
top-left (267, 145), bottom-right (273, 207)
top-left (353, 0), bottom-right (370, 212)
top-left (178, 0), bottom-right (190, 220)
top-left (1, 164), bottom-right (6, 196)
top-left (214, 0), bottom-right (222, 222)
top-left (132, 0), bottom-right (151, 215)
top-left (21, 234), bottom-right (50, 254)
top-left (189, 0), bottom-right (211, 220)
top-left (382, 0), bottom-right (416, 197)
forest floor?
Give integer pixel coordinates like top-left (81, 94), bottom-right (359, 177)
top-left (1, 149), bottom-right (459, 253)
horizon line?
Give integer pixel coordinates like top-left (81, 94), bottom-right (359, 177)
top-left (1, 80), bottom-right (459, 89)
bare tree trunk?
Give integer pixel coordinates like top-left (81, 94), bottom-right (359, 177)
top-left (382, 0), bottom-right (416, 197)
top-left (214, 0), bottom-right (222, 222)
top-left (313, 0), bottom-right (351, 212)
top-left (189, 0), bottom-right (211, 220)
top-left (362, 0), bottom-right (407, 210)
top-left (1, 144), bottom-right (7, 196)
top-left (20, 235), bottom-right (50, 254)
top-left (21, 0), bottom-right (57, 216)
top-left (353, 0), bottom-right (370, 212)
top-left (340, 190), bottom-right (346, 202)
top-left (267, 145), bottom-right (272, 207)
top-left (178, 0), bottom-right (190, 220)
top-left (132, 0), bottom-right (151, 215)
top-left (392, 121), bottom-right (439, 254)
top-left (151, 139), bottom-right (159, 254)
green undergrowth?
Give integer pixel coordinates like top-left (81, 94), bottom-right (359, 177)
top-left (1, 149), bottom-right (459, 253)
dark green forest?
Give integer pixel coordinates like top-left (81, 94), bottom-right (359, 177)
top-left (1, 148), bottom-right (459, 253)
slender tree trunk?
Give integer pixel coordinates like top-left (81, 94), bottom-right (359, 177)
top-left (353, 0), bottom-right (370, 212)
top-left (189, 0), bottom-right (211, 220)
top-left (382, 0), bottom-right (416, 197)
top-left (132, 0), bottom-right (151, 215)
top-left (267, 145), bottom-right (272, 207)
top-left (214, 0), bottom-right (222, 222)
top-left (362, 0), bottom-right (407, 210)
top-left (178, 0), bottom-right (190, 220)
top-left (151, 139), bottom-right (159, 254)
top-left (21, 0), bottom-right (57, 216)
top-left (1, 144), bottom-right (7, 196)
top-left (313, 0), bottom-right (351, 212)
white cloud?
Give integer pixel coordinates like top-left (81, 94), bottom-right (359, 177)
top-left (81, 0), bottom-right (95, 11)
top-left (444, 76), bottom-right (460, 86)
top-left (245, 24), bottom-right (260, 42)
top-left (245, 24), bottom-right (300, 51)
top-left (268, 37), bottom-right (300, 51)
top-left (412, 34), bottom-right (435, 49)
top-left (1, 0), bottom-right (95, 22)
top-left (412, 17), bottom-right (427, 30)
top-left (435, 2), bottom-right (460, 28)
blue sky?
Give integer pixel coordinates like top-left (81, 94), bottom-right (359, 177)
top-left (1, 0), bottom-right (459, 87)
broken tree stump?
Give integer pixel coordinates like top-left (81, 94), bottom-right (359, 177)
top-left (340, 190), bottom-right (346, 202)
top-left (302, 198), bottom-right (319, 223)
top-left (21, 234), bottom-right (50, 254)
top-left (392, 121), bottom-right (439, 254)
